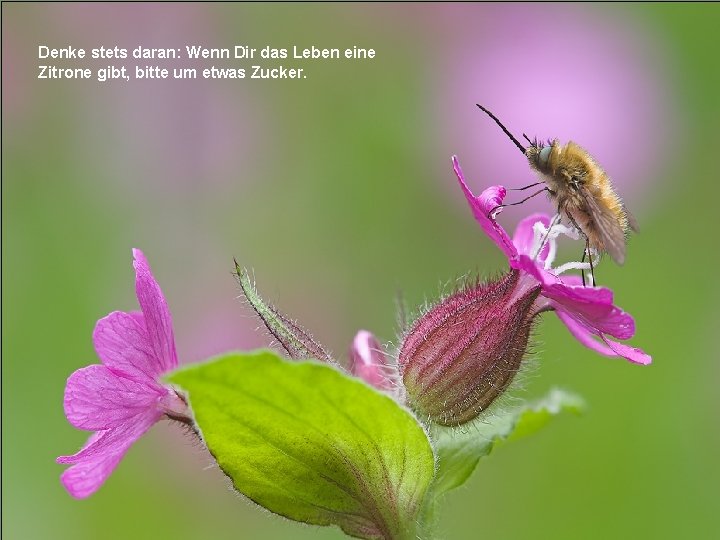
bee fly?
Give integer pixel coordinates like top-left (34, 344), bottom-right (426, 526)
top-left (476, 104), bottom-right (638, 285)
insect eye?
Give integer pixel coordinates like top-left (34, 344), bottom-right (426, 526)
top-left (539, 146), bottom-right (551, 166)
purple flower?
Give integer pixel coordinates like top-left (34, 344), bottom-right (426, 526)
top-left (57, 249), bottom-right (190, 498)
top-left (453, 156), bottom-right (651, 365)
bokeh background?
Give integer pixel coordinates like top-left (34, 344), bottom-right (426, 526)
top-left (3, 3), bottom-right (719, 539)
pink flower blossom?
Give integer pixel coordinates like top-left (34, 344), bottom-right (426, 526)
top-left (57, 249), bottom-right (190, 498)
top-left (452, 156), bottom-right (651, 365)
top-left (349, 330), bottom-right (396, 391)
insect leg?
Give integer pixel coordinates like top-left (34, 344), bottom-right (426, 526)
top-left (509, 181), bottom-right (545, 191)
top-left (564, 212), bottom-right (594, 287)
top-left (587, 238), bottom-right (596, 287)
top-left (487, 187), bottom-right (550, 218)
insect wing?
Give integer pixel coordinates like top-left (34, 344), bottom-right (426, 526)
top-left (624, 205), bottom-right (640, 233)
top-left (580, 188), bottom-right (627, 265)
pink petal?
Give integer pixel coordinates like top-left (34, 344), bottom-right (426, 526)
top-left (542, 268), bottom-right (616, 312)
top-left (63, 365), bottom-right (164, 430)
top-left (93, 311), bottom-right (167, 381)
top-left (132, 249), bottom-right (177, 373)
top-left (555, 310), bottom-right (651, 365)
top-left (512, 213), bottom-right (552, 262)
top-left (452, 156), bottom-right (517, 259)
top-left (546, 284), bottom-right (635, 340)
top-left (349, 330), bottom-right (394, 390)
top-left (515, 257), bottom-right (635, 340)
top-left (57, 410), bottom-right (162, 498)
top-left (512, 254), bottom-right (560, 288)
top-left (599, 337), bottom-right (652, 365)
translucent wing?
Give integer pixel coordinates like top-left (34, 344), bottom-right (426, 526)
top-left (624, 204), bottom-right (640, 233)
top-left (579, 188), bottom-right (628, 265)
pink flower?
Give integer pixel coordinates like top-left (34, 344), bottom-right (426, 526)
top-left (453, 156), bottom-right (651, 365)
top-left (57, 249), bottom-right (190, 498)
top-left (349, 330), bottom-right (396, 391)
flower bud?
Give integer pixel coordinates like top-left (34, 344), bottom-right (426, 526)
top-left (399, 270), bottom-right (540, 426)
top-left (349, 330), bottom-right (395, 391)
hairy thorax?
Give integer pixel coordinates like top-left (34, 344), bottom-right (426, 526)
top-left (526, 140), bottom-right (628, 244)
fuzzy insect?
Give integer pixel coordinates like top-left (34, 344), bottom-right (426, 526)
top-left (477, 104), bottom-right (638, 268)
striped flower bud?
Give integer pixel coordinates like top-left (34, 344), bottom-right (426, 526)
top-left (399, 270), bottom-right (541, 426)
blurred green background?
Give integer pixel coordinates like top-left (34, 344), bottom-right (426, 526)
top-left (3, 3), bottom-right (719, 539)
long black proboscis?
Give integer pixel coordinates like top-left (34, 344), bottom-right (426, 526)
top-left (476, 104), bottom-right (527, 155)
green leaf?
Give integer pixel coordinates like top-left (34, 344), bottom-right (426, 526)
top-left (167, 350), bottom-right (435, 540)
top-left (431, 388), bottom-right (585, 497)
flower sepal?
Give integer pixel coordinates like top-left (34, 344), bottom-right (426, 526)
top-left (399, 270), bottom-right (541, 426)
top-left (235, 262), bottom-right (333, 363)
